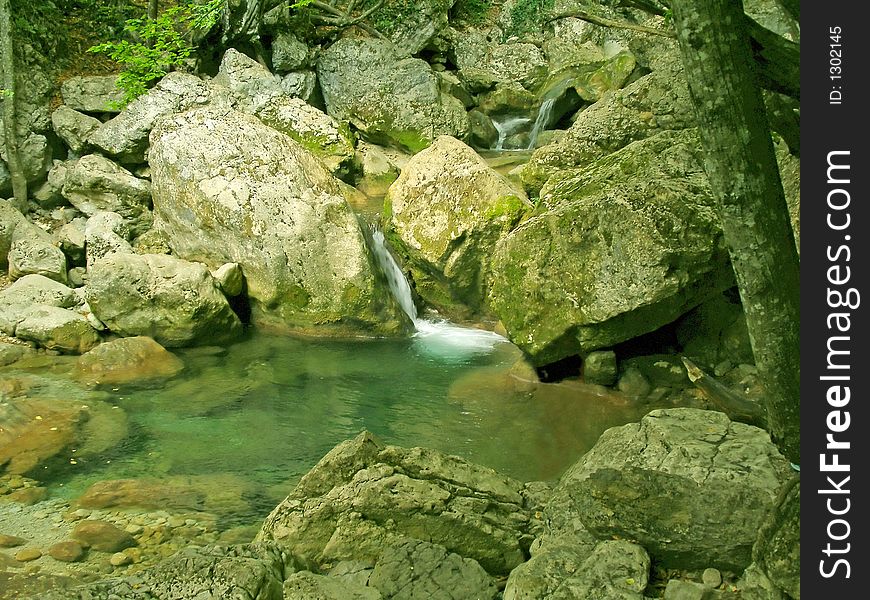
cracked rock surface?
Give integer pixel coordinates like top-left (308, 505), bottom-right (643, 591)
top-left (546, 408), bottom-right (791, 571)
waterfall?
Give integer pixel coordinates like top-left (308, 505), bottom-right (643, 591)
top-left (369, 227), bottom-right (506, 356)
top-left (527, 98), bottom-right (556, 150)
top-left (492, 116), bottom-right (532, 151)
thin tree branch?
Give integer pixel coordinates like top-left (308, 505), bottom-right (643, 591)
top-left (546, 10), bottom-right (675, 38)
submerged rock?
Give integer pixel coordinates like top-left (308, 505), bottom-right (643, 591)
top-left (149, 106), bottom-right (408, 336)
top-left (258, 431), bottom-right (540, 576)
top-left (85, 252), bottom-right (243, 347)
top-left (387, 135), bottom-right (530, 318)
top-left (75, 336), bottom-right (185, 386)
top-left (317, 38), bottom-right (468, 152)
top-left (489, 129), bottom-right (733, 366)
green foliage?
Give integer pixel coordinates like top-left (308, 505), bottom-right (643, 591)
top-left (451, 0), bottom-right (491, 25)
top-left (88, 1), bottom-right (224, 106)
top-left (505, 0), bottom-right (554, 38)
top-left (369, 0), bottom-right (415, 36)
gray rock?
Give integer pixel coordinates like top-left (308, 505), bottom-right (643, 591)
top-left (385, 0), bottom-right (452, 56)
top-left (51, 106), bottom-right (102, 154)
top-left (211, 262), bottom-right (244, 297)
top-left (549, 408), bottom-right (792, 571)
top-left (485, 43), bottom-right (549, 91)
top-left (85, 211), bottom-right (134, 269)
top-left (8, 220), bottom-right (68, 284)
top-left (0, 274), bottom-right (78, 308)
top-left (33, 161), bottom-right (71, 208)
top-left (369, 539), bottom-right (497, 600)
top-left (61, 75), bottom-right (126, 113)
top-left (437, 70), bottom-right (474, 108)
top-left (468, 110), bottom-right (499, 149)
top-left (489, 130), bottom-right (734, 366)
top-left (583, 351), bottom-right (617, 386)
top-left (0, 131), bottom-right (52, 182)
top-left (12, 305), bottom-right (101, 354)
top-left (355, 142), bottom-right (400, 197)
top-left (317, 38), bottom-right (468, 153)
top-left (62, 154), bottom-right (153, 235)
top-left (0, 341), bottom-right (35, 366)
top-left (149, 106), bottom-right (408, 336)
top-left (703, 568), bottom-right (723, 588)
top-left (0, 200), bottom-right (27, 268)
top-left (272, 32), bottom-right (309, 73)
top-left (85, 252), bottom-right (243, 347)
top-left (736, 563), bottom-right (787, 600)
top-left (258, 431), bottom-right (539, 576)
top-left (617, 367), bottom-right (651, 399)
top-left (283, 571), bottom-right (382, 600)
top-left (89, 72), bottom-right (213, 164)
top-left (664, 580), bottom-right (710, 600)
top-left (281, 70), bottom-right (318, 102)
top-left (214, 48), bottom-right (285, 112)
top-left (386, 135), bottom-right (530, 318)
top-left (55, 216), bottom-right (88, 266)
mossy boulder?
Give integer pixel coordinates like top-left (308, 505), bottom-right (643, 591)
top-left (489, 129), bottom-right (734, 366)
top-left (149, 106), bottom-right (409, 336)
top-left (386, 136), bottom-right (531, 318)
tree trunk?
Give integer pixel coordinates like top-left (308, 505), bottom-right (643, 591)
top-left (149, 0), bottom-right (158, 21)
top-left (670, 0), bottom-right (801, 463)
top-left (0, 0), bottom-right (26, 208)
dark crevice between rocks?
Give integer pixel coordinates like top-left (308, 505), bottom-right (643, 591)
top-left (227, 288), bottom-right (252, 326)
top-left (536, 354), bottom-right (582, 382)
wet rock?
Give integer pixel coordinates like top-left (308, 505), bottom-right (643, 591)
top-left (61, 154), bottom-right (153, 236)
top-left (89, 72), bottom-right (213, 164)
top-left (549, 408), bottom-right (792, 571)
top-left (48, 540), bottom-right (86, 562)
top-left (617, 367), bottom-right (652, 399)
top-left (72, 520), bottom-right (136, 552)
top-left (369, 538), bottom-right (497, 600)
top-left (468, 110), bottom-right (499, 149)
top-left (61, 75), bottom-right (126, 113)
top-left (283, 570), bottom-right (382, 600)
top-left (85, 252), bottom-right (242, 347)
top-left (51, 106), bottom-right (102, 154)
top-left (75, 336), bottom-right (185, 386)
top-left (355, 142), bottom-right (400, 197)
top-left (0, 397), bottom-right (85, 475)
top-left (387, 135), bottom-right (530, 318)
top-left (0, 341), bottom-right (35, 366)
top-left (5, 486), bottom-right (48, 504)
top-left (490, 130), bottom-right (733, 366)
top-left (7, 220), bottom-right (68, 284)
top-left (317, 38), bottom-right (468, 152)
top-left (0, 533), bottom-right (27, 547)
top-left (583, 351), bottom-right (617, 386)
top-left (149, 106), bottom-right (408, 336)
top-left (14, 547), bottom-right (42, 562)
top-left (258, 431), bottom-right (539, 575)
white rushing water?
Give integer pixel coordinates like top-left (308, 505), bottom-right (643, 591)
top-left (370, 229), bottom-right (506, 357)
top-left (492, 116), bottom-right (532, 151)
top-left (527, 98), bottom-right (556, 150)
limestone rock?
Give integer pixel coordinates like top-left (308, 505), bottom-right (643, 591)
top-left (7, 220), bottom-right (68, 284)
top-left (89, 72), bottom-right (213, 164)
top-left (283, 571), bottom-right (382, 600)
top-left (61, 75), bottom-right (126, 113)
top-left (84, 211), bottom-right (135, 269)
top-left (0, 274), bottom-right (78, 309)
top-left (258, 432), bottom-right (539, 576)
top-left (369, 538), bottom-right (497, 600)
top-left (33, 161), bottom-right (71, 208)
top-left (13, 305), bottom-right (101, 353)
top-left (51, 106), bottom-right (102, 154)
top-left (317, 38), bottom-right (468, 152)
top-left (214, 48), bottom-right (285, 112)
top-left (75, 336), bottom-right (185, 386)
top-left (489, 130), bottom-right (733, 366)
top-left (583, 351), bottom-right (617, 386)
top-left (62, 154), bottom-right (153, 235)
top-left (149, 106), bottom-right (408, 336)
top-left (211, 263), bottom-right (244, 297)
top-left (85, 252), bottom-right (243, 347)
top-left (0, 132), bottom-right (52, 182)
top-left (72, 520), bottom-right (136, 553)
top-left (1, 200), bottom-right (26, 266)
top-left (503, 529), bottom-right (599, 600)
top-left (272, 32), bottom-right (309, 73)
top-left (355, 142), bottom-right (400, 197)
top-left (55, 216), bottom-right (87, 266)
top-left (485, 43), bottom-right (549, 91)
top-left (48, 540), bottom-right (86, 563)
top-left (387, 135), bottom-right (530, 317)
top-left (549, 408), bottom-right (792, 571)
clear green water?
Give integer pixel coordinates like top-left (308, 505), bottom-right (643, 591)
top-left (5, 332), bottom-right (648, 526)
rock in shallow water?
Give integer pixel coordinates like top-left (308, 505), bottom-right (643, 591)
top-left (75, 336), bottom-right (185, 386)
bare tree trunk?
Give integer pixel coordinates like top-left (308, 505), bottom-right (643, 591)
top-left (0, 0), bottom-right (26, 208)
top-left (670, 0), bottom-right (801, 463)
top-left (149, 0), bottom-right (158, 20)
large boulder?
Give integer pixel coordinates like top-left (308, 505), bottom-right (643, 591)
top-left (521, 48), bottom-right (693, 193)
top-left (84, 211), bottom-right (135, 269)
top-left (317, 38), bottom-right (468, 153)
top-left (1, 305), bottom-right (100, 353)
top-left (84, 252), bottom-right (243, 347)
top-left (51, 106), bottom-right (102, 154)
top-left (257, 431), bottom-right (541, 576)
top-left (0, 131), bottom-right (52, 182)
top-left (61, 154), bottom-right (153, 235)
top-left (548, 409), bottom-right (792, 571)
top-left (149, 106), bottom-right (408, 336)
top-left (386, 135), bottom-right (531, 317)
top-left (60, 75), bottom-right (126, 113)
top-left (88, 72), bottom-right (214, 164)
top-left (7, 220), bottom-right (68, 284)
top-left (489, 129), bottom-right (734, 366)
top-left (213, 48), bottom-right (286, 112)
top-left (271, 32), bottom-right (309, 73)
top-left (0, 274), bottom-right (78, 309)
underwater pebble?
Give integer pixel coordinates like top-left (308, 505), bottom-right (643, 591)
top-left (110, 552), bottom-right (131, 567)
top-left (0, 533), bottom-right (27, 547)
top-left (15, 547), bottom-right (43, 562)
top-left (702, 567), bottom-right (722, 588)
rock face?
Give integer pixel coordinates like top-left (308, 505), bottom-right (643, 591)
top-left (149, 106), bottom-right (408, 336)
top-left (258, 431), bottom-right (540, 576)
top-left (549, 409), bottom-right (791, 571)
top-left (75, 336), bottom-right (185, 386)
top-left (317, 38), bottom-right (468, 152)
top-left (85, 253), bottom-right (243, 347)
top-left (489, 129), bottom-right (733, 366)
top-left (88, 72), bottom-right (213, 164)
top-left (62, 154), bottom-right (153, 235)
top-left (387, 135), bottom-right (530, 317)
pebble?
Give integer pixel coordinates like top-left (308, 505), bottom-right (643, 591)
top-left (702, 567), bottom-right (722, 588)
top-left (109, 552), bottom-right (131, 567)
top-left (0, 533), bottom-right (27, 548)
top-left (14, 547), bottom-right (43, 562)
top-left (125, 523), bottom-right (144, 535)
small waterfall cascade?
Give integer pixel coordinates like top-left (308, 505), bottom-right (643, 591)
top-left (492, 116), bottom-right (532, 151)
top-left (369, 228), bottom-right (506, 356)
top-left (527, 98), bottom-right (556, 150)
